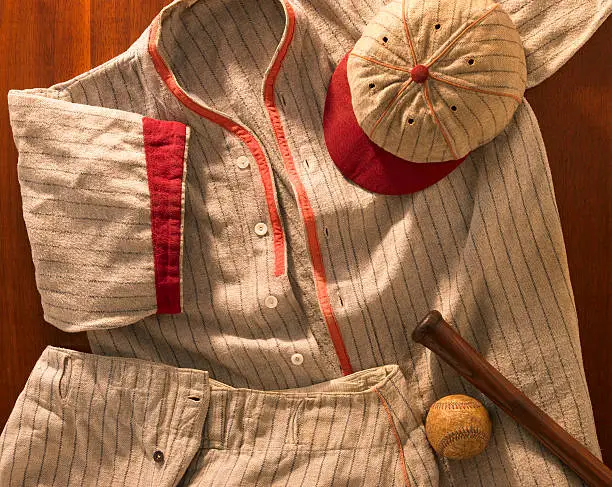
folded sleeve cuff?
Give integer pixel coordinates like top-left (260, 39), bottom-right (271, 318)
top-left (8, 90), bottom-right (190, 331)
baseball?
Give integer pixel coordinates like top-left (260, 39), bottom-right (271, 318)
top-left (425, 394), bottom-right (492, 460)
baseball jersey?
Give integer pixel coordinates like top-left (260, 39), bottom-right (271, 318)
top-left (7, 0), bottom-right (611, 484)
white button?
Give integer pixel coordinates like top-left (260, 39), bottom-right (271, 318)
top-left (254, 222), bottom-right (268, 236)
top-left (264, 295), bottom-right (278, 308)
top-left (236, 156), bottom-right (250, 169)
top-left (291, 353), bottom-right (304, 366)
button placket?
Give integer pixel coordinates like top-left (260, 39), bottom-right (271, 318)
top-left (298, 144), bottom-right (317, 173)
top-left (259, 136), bottom-right (351, 376)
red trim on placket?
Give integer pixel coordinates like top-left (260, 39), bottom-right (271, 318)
top-left (142, 117), bottom-right (186, 314)
top-left (264, 1), bottom-right (354, 376)
top-left (148, 15), bottom-right (287, 277)
top-left (147, 3), bottom-right (353, 375)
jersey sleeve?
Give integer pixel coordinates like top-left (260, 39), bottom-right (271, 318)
top-left (8, 89), bottom-right (190, 332)
top-left (502, 0), bottom-right (612, 87)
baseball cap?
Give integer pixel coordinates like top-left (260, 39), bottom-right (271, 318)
top-left (323, 0), bottom-right (527, 195)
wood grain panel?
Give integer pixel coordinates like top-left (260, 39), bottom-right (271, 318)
top-left (0, 0), bottom-right (167, 428)
top-left (525, 19), bottom-right (612, 465)
top-left (0, 0), bottom-right (93, 427)
top-left (0, 0), bottom-right (610, 468)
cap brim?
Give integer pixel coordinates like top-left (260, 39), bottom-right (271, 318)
top-left (323, 52), bottom-right (467, 195)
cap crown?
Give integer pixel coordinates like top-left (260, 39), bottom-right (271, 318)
top-left (347, 0), bottom-right (527, 163)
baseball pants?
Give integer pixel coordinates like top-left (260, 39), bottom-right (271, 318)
top-left (0, 346), bottom-right (438, 486)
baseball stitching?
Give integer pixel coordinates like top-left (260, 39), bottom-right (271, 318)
top-left (430, 401), bottom-right (484, 410)
top-left (437, 425), bottom-right (489, 456)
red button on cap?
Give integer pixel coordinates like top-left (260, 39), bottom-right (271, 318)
top-left (410, 64), bottom-right (429, 83)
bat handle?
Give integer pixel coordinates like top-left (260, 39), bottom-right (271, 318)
top-left (413, 311), bottom-right (612, 487)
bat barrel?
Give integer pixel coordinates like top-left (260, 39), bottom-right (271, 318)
top-left (412, 311), bottom-right (612, 487)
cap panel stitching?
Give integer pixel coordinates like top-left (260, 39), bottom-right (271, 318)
top-left (426, 3), bottom-right (501, 68)
top-left (428, 72), bottom-right (523, 103)
top-left (449, 66), bottom-right (527, 85)
top-left (445, 84), bottom-right (487, 146)
top-left (422, 82), bottom-right (458, 159)
top-left (428, 82), bottom-right (473, 156)
top-left (369, 79), bottom-right (414, 138)
top-left (401, 0), bottom-right (419, 65)
top-left (349, 53), bottom-right (413, 74)
top-left (359, 33), bottom-right (413, 66)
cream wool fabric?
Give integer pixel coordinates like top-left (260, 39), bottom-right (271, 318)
top-left (347, 0), bottom-right (527, 162)
top-left (4, 0), bottom-right (612, 485)
top-left (0, 347), bottom-right (437, 487)
top-left (8, 92), bottom-right (191, 331)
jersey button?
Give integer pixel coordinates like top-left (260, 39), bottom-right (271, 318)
top-left (236, 156), bottom-right (250, 169)
top-left (264, 295), bottom-right (278, 308)
top-left (291, 353), bottom-right (304, 366)
top-left (153, 450), bottom-right (164, 464)
top-left (254, 222), bottom-right (268, 236)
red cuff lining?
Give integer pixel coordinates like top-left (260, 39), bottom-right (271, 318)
top-left (143, 116), bottom-right (186, 314)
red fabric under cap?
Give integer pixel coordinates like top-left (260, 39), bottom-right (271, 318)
top-left (323, 52), bottom-right (466, 195)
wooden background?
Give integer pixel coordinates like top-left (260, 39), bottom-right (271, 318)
top-left (1, 0), bottom-right (610, 466)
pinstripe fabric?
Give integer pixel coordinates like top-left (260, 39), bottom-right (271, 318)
top-left (0, 347), bottom-right (209, 487)
top-left (0, 347), bottom-right (436, 486)
top-left (181, 363), bottom-right (437, 487)
top-left (7, 92), bottom-right (191, 331)
top-left (5, 0), bottom-right (611, 485)
top-left (499, 0), bottom-right (612, 87)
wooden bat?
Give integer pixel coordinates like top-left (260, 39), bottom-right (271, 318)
top-left (412, 310), bottom-right (612, 487)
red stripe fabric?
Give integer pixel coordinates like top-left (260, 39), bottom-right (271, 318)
top-left (263, 1), bottom-right (354, 376)
top-left (142, 116), bottom-right (187, 314)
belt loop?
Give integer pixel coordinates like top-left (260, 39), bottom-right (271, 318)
top-left (182, 368), bottom-right (211, 433)
top-left (58, 352), bottom-right (83, 406)
top-left (289, 398), bottom-right (305, 445)
top-left (193, 370), bottom-right (211, 440)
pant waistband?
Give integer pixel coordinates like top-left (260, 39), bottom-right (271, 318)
top-left (41, 345), bottom-right (209, 403)
top-left (39, 346), bottom-right (421, 451)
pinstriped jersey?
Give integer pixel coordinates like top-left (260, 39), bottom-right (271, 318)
top-left (7, 0), bottom-right (611, 485)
